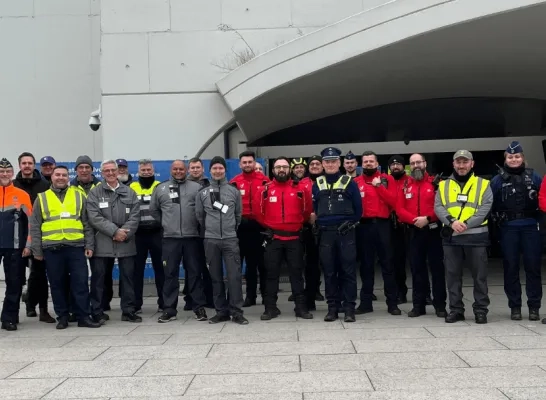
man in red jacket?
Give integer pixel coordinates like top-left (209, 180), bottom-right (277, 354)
top-left (230, 150), bottom-right (270, 307)
top-left (254, 157), bottom-right (314, 320)
top-left (354, 151), bottom-right (400, 315)
top-left (397, 153), bottom-right (447, 317)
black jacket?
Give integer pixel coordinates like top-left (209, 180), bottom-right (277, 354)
top-left (13, 170), bottom-right (50, 203)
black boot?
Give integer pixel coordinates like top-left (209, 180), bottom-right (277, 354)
top-left (324, 310), bottom-right (338, 322)
top-left (78, 317), bottom-right (101, 328)
top-left (295, 306), bottom-right (313, 320)
top-left (243, 297), bottom-right (256, 307)
top-left (39, 308), bottom-right (56, 323)
top-left (529, 308), bottom-right (540, 321)
top-left (261, 307), bottom-right (281, 321)
top-left (56, 316), bottom-right (69, 330)
top-left (511, 307), bottom-right (522, 321)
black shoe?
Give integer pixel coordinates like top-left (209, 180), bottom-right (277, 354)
top-left (39, 309), bottom-right (56, 323)
top-left (372, 294), bottom-right (377, 301)
top-left (261, 308), bottom-right (280, 321)
top-left (26, 308), bottom-right (37, 317)
top-left (135, 308), bottom-right (143, 315)
top-left (183, 303), bottom-right (193, 311)
top-left (435, 309), bottom-right (447, 318)
top-left (425, 296), bottom-right (433, 306)
top-left (344, 311), bottom-right (356, 323)
top-left (288, 294), bottom-right (294, 302)
top-left (232, 314), bottom-right (249, 325)
top-left (511, 307), bottom-right (522, 321)
top-left (408, 308), bottom-right (426, 318)
top-left (388, 307), bottom-right (402, 316)
top-left (122, 312), bottom-right (142, 323)
top-left (78, 317), bottom-right (101, 328)
top-left (529, 308), bottom-right (540, 321)
top-left (315, 292), bottom-right (325, 301)
top-left (324, 311), bottom-right (338, 322)
top-left (158, 312), bottom-right (177, 323)
top-left (194, 308), bottom-right (208, 321)
top-left (243, 297), bottom-right (256, 307)
top-left (397, 295), bottom-right (408, 305)
top-left (209, 314), bottom-right (230, 324)
top-left (1, 322), bottom-right (17, 331)
top-left (355, 307), bottom-right (373, 315)
top-left (56, 317), bottom-right (69, 330)
top-left (295, 309), bottom-right (313, 319)
top-left (475, 312), bottom-right (487, 324)
top-left (445, 311), bottom-right (465, 323)
top-left (68, 314), bottom-right (77, 323)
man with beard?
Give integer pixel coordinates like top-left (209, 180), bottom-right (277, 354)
top-left (354, 151), bottom-right (400, 316)
top-left (151, 160), bottom-right (207, 322)
top-left (313, 148), bottom-right (362, 322)
top-left (435, 150), bottom-right (492, 324)
top-left (255, 157), bottom-right (314, 320)
top-left (230, 151), bottom-right (270, 307)
top-left (129, 159), bottom-right (165, 314)
top-left (116, 159), bottom-right (133, 185)
top-left (291, 158), bottom-right (307, 182)
top-left (396, 154), bottom-right (447, 318)
top-left (494, 142), bottom-right (542, 321)
top-left (343, 151), bottom-right (358, 178)
top-left (40, 156), bottom-right (56, 183)
top-left (13, 152), bottom-right (55, 323)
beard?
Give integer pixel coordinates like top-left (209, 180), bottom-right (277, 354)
top-left (411, 168), bottom-right (424, 181)
top-left (118, 174), bottom-right (129, 182)
top-left (275, 173), bottom-right (289, 182)
top-left (362, 168), bottom-right (377, 176)
top-left (391, 170), bottom-right (405, 180)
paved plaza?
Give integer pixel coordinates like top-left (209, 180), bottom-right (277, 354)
top-left (1, 264), bottom-right (546, 399)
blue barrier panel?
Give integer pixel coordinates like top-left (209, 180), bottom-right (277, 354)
top-left (61, 158), bottom-right (265, 279)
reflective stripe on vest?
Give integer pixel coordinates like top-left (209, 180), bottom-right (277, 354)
top-left (316, 175), bottom-right (351, 192)
top-left (72, 181), bottom-right (100, 197)
top-left (130, 181), bottom-right (160, 223)
top-left (316, 175), bottom-right (354, 217)
top-left (439, 174), bottom-right (489, 225)
top-left (38, 187), bottom-right (85, 243)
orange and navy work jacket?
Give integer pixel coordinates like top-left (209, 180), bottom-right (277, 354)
top-left (0, 184), bottom-right (33, 249)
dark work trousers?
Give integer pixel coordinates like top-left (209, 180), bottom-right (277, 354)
top-left (205, 237), bottom-right (244, 316)
top-left (184, 239), bottom-right (214, 308)
top-left (319, 227), bottom-right (357, 313)
top-left (408, 227), bottom-right (447, 312)
top-left (134, 230), bottom-right (165, 310)
top-left (264, 238), bottom-right (306, 309)
top-left (1, 249), bottom-right (23, 323)
top-left (26, 256), bottom-right (49, 310)
top-left (501, 223), bottom-right (543, 309)
top-left (444, 245), bottom-right (490, 315)
top-left (391, 222), bottom-right (408, 297)
top-left (302, 226), bottom-right (321, 305)
top-left (359, 219), bottom-right (398, 310)
top-left (101, 257), bottom-right (116, 309)
top-left (44, 246), bottom-right (91, 320)
top-left (237, 219), bottom-right (266, 299)
top-left (91, 256), bottom-right (136, 315)
top-left (162, 237), bottom-right (206, 316)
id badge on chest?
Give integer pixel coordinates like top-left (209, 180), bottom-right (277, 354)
top-left (99, 202), bottom-right (108, 209)
top-left (60, 212), bottom-right (71, 218)
top-left (456, 194), bottom-right (468, 203)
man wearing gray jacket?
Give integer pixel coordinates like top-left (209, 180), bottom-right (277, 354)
top-left (86, 160), bottom-right (142, 323)
top-left (195, 157), bottom-right (248, 325)
top-left (150, 160), bottom-right (208, 323)
top-left (434, 150), bottom-right (493, 325)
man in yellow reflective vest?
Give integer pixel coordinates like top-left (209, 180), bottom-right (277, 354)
top-left (129, 159), bottom-right (164, 313)
top-left (29, 166), bottom-right (101, 329)
top-left (434, 150), bottom-right (493, 324)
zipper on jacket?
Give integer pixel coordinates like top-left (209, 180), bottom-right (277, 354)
top-left (281, 192), bottom-right (285, 222)
top-left (218, 184), bottom-right (223, 239)
top-left (417, 183), bottom-right (421, 216)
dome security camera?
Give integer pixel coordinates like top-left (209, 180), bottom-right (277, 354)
top-left (89, 106), bottom-right (101, 131)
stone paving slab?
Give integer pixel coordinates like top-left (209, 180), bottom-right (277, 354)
top-left (63, 333), bottom-right (171, 347)
top-left (209, 340), bottom-right (355, 357)
top-left (425, 324), bottom-right (538, 338)
top-left (0, 336), bottom-right (75, 348)
top-left (298, 327), bottom-right (433, 341)
top-left (0, 347), bottom-right (107, 362)
top-left (0, 362), bottom-right (30, 379)
top-left (9, 359), bottom-right (146, 379)
top-left (456, 349), bottom-right (546, 367)
top-left (128, 322), bottom-right (225, 334)
top-left (2, 378), bottom-right (65, 399)
top-left (95, 344), bottom-right (212, 360)
top-left (109, 395), bottom-right (303, 400)
top-left (352, 336), bottom-right (506, 353)
top-left (220, 321), bottom-right (345, 332)
top-left (500, 386), bottom-right (546, 399)
top-left (163, 330), bottom-right (298, 345)
top-left (494, 334), bottom-right (546, 349)
top-left (304, 389), bottom-right (508, 400)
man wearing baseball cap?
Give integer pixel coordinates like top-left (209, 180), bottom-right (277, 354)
top-left (40, 156), bottom-right (56, 183)
top-left (116, 159), bottom-right (133, 185)
top-left (434, 149), bottom-right (493, 324)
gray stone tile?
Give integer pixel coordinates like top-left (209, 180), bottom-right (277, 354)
top-left (0, 362), bottom-right (30, 379)
top-left (0, 336), bottom-right (75, 348)
top-left (95, 344), bottom-right (212, 360)
top-left (298, 327), bottom-right (432, 341)
top-left (456, 349), bottom-right (546, 367)
top-left (0, 347), bottom-right (107, 362)
top-left (353, 337), bottom-right (506, 353)
top-left (129, 323), bottom-right (225, 335)
top-left (341, 316), bottom-right (468, 329)
top-left (209, 341), bottom-right (355, 357)
top-left (109, 395), bottom-right (302, 400)
top-left (500, 387), bottom-right (546, 399)
top-left (164, 330), bottom-right (297, 345)
top-left (519, 323), bottom-right (546, 335)
top-left (9, 359), bottom-right (146, 379)
top-left (305, 389), bottom-right (508, 400)
top-left (136, 355), bottom-right (299, 376)
top-left (494, 335), bottom-right (546, 349)
top-left (301, 351), bottom-right (467, 371)
top-left (221, 321), bottom-right (344, 332)
top-left (425, 324), bottom-right (537, 338)
top-left (64, 334), bottom-right (171, 347)
top-left (5, 325), bottom-right (138, 337)
top-left (367, 366), bottom-right (546, 391)
top-left (186, 371), bottom-right (373, 395)
top-left (1, 378), bottom-right (65, 399)
top-left (44, 376), bottom-right (194, 398)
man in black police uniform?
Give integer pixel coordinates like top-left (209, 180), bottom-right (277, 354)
top-left (312, 147), bottom-right (362, 322)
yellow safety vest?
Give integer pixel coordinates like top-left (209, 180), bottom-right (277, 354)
top-left (130, 181), bottom-right (160, 225)
top-left (38, 187), bottom-right (85, 243)
top-left (72, 181), bottom-right (100, 197)
top-left (438, 174), bottom-right (489, 225)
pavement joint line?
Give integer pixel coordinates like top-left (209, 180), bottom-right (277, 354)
top-left (296, 330), bottom-right (300, 342)
top-left (205, 344), bottom-right (215, 358)
top-left (350, 339), bottom-right (358, 353)
top-left (219, 322), bottom-right (227, 332)
top-left (422, 326), bottom-right (437, 338)
top-left (38, 376), bottom-right (68, 399)
top-left (91, 346), bottom-right (111, 360)
top-left (131, 359), bottom-right (149, 376)
top-left (3, 361), bottom-right (33, 379)
top-left (496, 387), bottom-right (512, 399)
top-left (298, 354), bottom-right (302, 372)
top-left (489, 337), bottom-right (511, 350)
top-left (364, 370), bottom-right (376, 391)
top-left (60, 336), bottom-right (78, 347)
top-left (451, 350), bottom-right (472, 367)
top-left (182, 374), bottom-right (196, 396)
top-left (518, 323), bottom-right (542, 335)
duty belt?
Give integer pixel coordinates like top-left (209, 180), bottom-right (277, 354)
top-left (504, 211), bottom-right (538, 221)
top-left (360, 217), bottom-right (389, 224)
top-left (271, 229), bottom-right (301, 237)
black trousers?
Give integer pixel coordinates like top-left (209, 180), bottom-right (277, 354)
top-left (237, 220), bottom-right (266, 299)
top-left (91, 256), bottom-right (136, 315)
top-left (183, 239), bottom-right (214, 307)
top-left (408, 227), bottom-right (447, 311)
top-left (303, 226), bottom-right (321, 303)
top-left (134, 230), bottom-right (164, 310)
top-left (264, 239), bottom-right (305, 308)
top-left (358, 219), bottom-right (398, 310)
top-left (44, 247), bottom-right (91, 320)
top-left (392, 223), bottom-right (408, 297)
top-left (26, 256), bottom-right (49, 310)
top-left (162, 237), bottom-right (206, 315)
top-left (1, 249), bottom-right (23, 323)
top-left (101, 257), bottom-right (116, 309)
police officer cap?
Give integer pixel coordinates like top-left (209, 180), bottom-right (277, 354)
top-left (321, 147), bottom-right (341, 160)
top-left (453, 149), bottom-right (473, 160)
top-left (345, 151), bottom-right (356, 160)
top-left (0, 158), bottom-right (13, 169)
top-left (388, 155), bottom-right (404, 166)
top-left (507, 141), bottom-right (523, 154)
top-left (290, 158), bottom-right (307, 169)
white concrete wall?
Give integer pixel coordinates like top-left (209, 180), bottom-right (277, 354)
top-left (0, 0), bottom-right (101, 165)
top-left (100, 0), bottom-right (380, 159)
